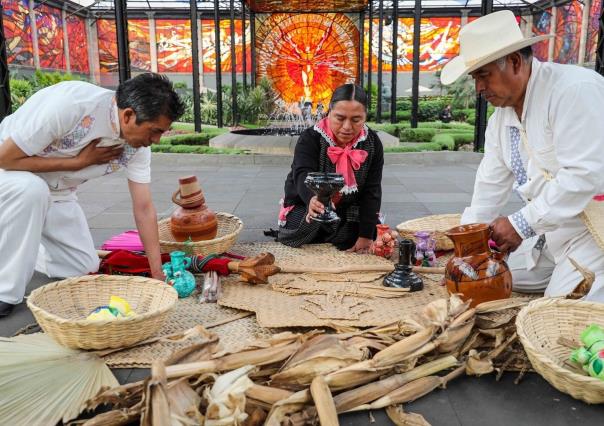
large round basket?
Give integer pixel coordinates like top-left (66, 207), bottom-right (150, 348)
top-left (396, 214), bottom-right (461, 251)
top-left (158, 212), bottom-right (243, 256)
top-left (516, 298), bottom-right (604, 404)
top-left (27, 275), bottom-right (178, 350)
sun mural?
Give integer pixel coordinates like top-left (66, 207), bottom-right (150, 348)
top-left (256, 13), bottom-right (359, 107)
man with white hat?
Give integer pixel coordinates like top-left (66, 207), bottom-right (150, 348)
top-left (441, 10), bottom-right (604, 301)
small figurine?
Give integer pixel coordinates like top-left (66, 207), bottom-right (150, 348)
top-left (163, 250), bottom-right (196, 298)
top-left (414, 231), bottom-right (436, 267)
top-left (569, 324), bottom-right (604, 380)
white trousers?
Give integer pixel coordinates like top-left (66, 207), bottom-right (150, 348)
top-left (508, 231), bottom-right (604, 302)
top-left (0, 171), bottom-right (99, 304)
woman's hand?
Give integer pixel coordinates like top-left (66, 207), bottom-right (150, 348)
top-left (305, 196), bottom-right (325, 223)
top-left (347, 237), bottom-right (373, 254)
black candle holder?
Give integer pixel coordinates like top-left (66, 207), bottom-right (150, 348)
top-left (304, 172), bottom-right (345, 223)
top-left (383, 239), bottom-right (424, 291)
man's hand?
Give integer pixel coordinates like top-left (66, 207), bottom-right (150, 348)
top-left (489, 216), bottom-right (523, 253)
top-left (347, 237), bottom-right (373, 254)
top-left (75, 139), bottom-right (124, 168)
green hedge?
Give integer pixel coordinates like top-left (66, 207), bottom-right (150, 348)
top-left (399, 128), bottom-right (437, 142)
top-left (151, 144), bottom-right (245, 154)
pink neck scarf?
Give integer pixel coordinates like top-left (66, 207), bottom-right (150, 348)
top-left (316, 118), bottom-right (368, 193)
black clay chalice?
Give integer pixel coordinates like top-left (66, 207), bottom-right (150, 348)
top-left (383, 239), bottom-right (424, 291)
top-left (304, 172), bottom-right (345, 223)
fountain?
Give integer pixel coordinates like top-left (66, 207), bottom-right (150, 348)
top-left (210, 98), bottom-right (399, 155)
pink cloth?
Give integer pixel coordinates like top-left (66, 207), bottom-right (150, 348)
top-left (278, 199), bottom-right (295, 226)
top-left (101, 230), bottom-right (144, 251)
top-left (327, 145), bottom-right (368, 192)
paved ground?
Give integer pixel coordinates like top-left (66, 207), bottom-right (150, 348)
top-left (2, 152), bottom-right (603, 425)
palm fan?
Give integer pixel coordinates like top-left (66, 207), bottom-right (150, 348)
top-left (0, 333), bottom-right (118, 425)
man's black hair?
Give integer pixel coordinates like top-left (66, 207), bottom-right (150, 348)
top-left (518, 45), bottom-right (533, 60)
top-left (116, 73), bottom-right (185, 124)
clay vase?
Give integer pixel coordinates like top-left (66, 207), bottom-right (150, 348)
top-left (383, 239), bottom-right (424, 291)
top-left (304, 172), bottom-right (345, 223)
top-left (170, 175), bottom-right (218, 242)
top-left (444, 223), bottom-right (512, 307)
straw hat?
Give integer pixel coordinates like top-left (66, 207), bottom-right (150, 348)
top-left (440, 10), bottom-right (553, 86)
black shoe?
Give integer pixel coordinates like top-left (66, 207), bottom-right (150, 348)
top-left (0, 301), bottom-right (15, 317)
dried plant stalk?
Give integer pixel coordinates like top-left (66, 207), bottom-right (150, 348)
top-left (141, 362), bottom-right (171, 426)
top-left (245, 384), bottom-right (294, 406)
top-left (385, 405), bottom-right (431, 426)
top-left (264, 389), bottom-right (312, 426)
top-left (81, 403), bottom-right (142, 426)
top-left (310, 376), bottom-right (339, 426)
top-left (371, 327), bottom-right (436, 368)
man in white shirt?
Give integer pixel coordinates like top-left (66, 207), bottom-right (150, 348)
top-left (441, 11), bottom-right (604, 302)
top-left (0, 73), bottom-right (185, 317)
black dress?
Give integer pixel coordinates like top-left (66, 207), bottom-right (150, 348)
top-left (276, 125), bottom-right (384, 250)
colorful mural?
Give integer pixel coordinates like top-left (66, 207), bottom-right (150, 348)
top-left (554, 0), bottom-right (583, 64)
top-left (97, 19), bottom-right (118, 72)
top-left (365, 17), bottom-right (461, 72)
top-left (129, 19), bottom-right (151, 72)
top-left (35, 3), bottom-right (65, 69)
top-left (531, 9), bottom-right (552, 61)
top-left (256, 13), bottom-right (359, 106)
top-left (156, 19), bottom-right (192, 72)
top-left (66, 15), bottom-right (89, 73)
top-left (200, 20), bottom-right (252, 73)
top-left (2, 0), bottom-right (34, 66)
top-left (586, 0), bottom-right (601, 63)
top-left (247, 0), bottom-right (367, 12)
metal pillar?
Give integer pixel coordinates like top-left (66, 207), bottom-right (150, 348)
top-left (578, 0), bottom-right (591, 65)
top-left (230, 0), bottom-right (237, 125)
top-left (214, 0), bottom-right (223, 127)
top-left (28, 0), bottom-right (40, 69)
top-left (0, 4), bottom-right (11, 121)
top-left (597, 0), bottom-right (604, 75)
top-left (473, 0), bottom-right (492, 152)
top-left (241, 0), bottom-right (247, 90)
top-left (147, 12), bottom-right (158, 72)
top-left (390, 0), bottom-right (398, 124)
top-left (548, 6), bottom-right (557, 62)
top-left (190, 0), bottom-right (202, 132)
top-left (410, 0), bottom-right (421, 128)
top-left (62, 7), bottom-right (71, 72)
top-left (250, 11), bottom-right (256, 87)
top-left (376, 0), bottom-right (384, 123)
top-left (358, 10), bottom-right (365, 87)
top-left (114, 0), bottom-right (131, 83)
top-left (367, 1), bottom-right (373, 114)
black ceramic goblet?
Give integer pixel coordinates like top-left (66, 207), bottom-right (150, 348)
top-left (304, 172), bottom-right (345, 223)
top-left (383, 239), bottom-right (424, 291)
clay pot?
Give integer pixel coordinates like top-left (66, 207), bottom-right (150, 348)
top-left (170, 176), bottom-right (218, 242)
top-left (444, 223), bottom-right (512, 307)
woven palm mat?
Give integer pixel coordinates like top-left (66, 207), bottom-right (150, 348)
top-left (219, 242), bottom-right (450, 328)
top-left (103, 297), bottom-right (275, 368)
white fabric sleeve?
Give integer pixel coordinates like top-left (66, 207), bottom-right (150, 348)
top-left (520, 82), bottom-right (604, 235)
top-left (9, 87), bottom-right (81, 156)
top-left (126, 147), bottom-right (151, 184)
top-left (461, 113), bottom-right (515, 225)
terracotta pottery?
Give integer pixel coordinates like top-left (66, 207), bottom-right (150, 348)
top-left (170, 176), bottom-right (218, 242)
top-left (444, 223), bottom-right (512, 307)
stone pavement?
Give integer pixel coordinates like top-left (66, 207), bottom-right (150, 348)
top-left (1, 152), bottom-right (603, 425)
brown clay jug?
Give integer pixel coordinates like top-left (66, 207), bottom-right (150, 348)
top-left (170, 175), bottom-right (218, 242)
top-left (444, 223), bottom-right (512, 307)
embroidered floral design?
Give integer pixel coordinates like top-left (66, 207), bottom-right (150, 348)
top-left (510, 210), bottom-right (537, 239)
top-left (104, 145), bottom-right (137, 175)
top-left (44, 115), bottom-right (95, 153)
top-left (313, 122), bottom-right (369, 149)
top-left (509, 127), bottom-right (527, 187)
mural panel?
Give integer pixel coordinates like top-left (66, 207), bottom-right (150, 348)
top-left (35, 3), bottom-right (65, 69)
top-left (256, 13), bottom-right (359, 107)
top-left (585, 0), bottom-right (601, 63)
top-left (531, 9), bottom-right (551, 61)
top-left (554, 0), bottom-right (583, 64)
top-left (247, 0), bottom-right (366, 12)
top-left (2, 0), bottom-right (34, 66)
top-left (66, 15), bottom-right (89, 73)
top-left (200, 20), bottom-right (251, 73)
top-left (97, 19), bottom-right (118, 72)
top-left (364, 17), bottom-right (461, 72)
top-left (156, 19), bottom-right (192, 72)
top-left (129, 19), bottom-right (151, 71)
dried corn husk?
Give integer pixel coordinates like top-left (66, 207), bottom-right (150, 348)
top-left (264, 389), bottom-right (312, 426)
top-left (371, 326), bottom-right (436, 368)
top-left (167, 377), bottom-right (203, 425)
top-left (245, 384), bottom-right (294, 407)
top-left (324, 359), bottom-right (392, 390)
top-left (141, 361), bottom-right (172, 426)
top-left (204, 365), bottom-right (255, 426)
top-left (386, 405), bottom-right (431, 426)
top-left (465, 349), bottom-right (494, 376)
top-left (310, 375), bottom-right (338, 426)
top-left (0, 334), bottom-right (118, 425)
top-left (81, 403), bottom-right (143, 426)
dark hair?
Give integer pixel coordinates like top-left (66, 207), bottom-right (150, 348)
top-left (517, 45), bottom-right (533, 60)
top-left (116, 73), bottom-right (185, 124)
top-left (329, 84), bottom-right (368, 112)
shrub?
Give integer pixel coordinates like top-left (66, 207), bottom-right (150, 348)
top-left (9, 79), bottom-right (34, 112)
top-left (151, 144), bottom-right (245, 154)
top-left (400, 128), bottom-right (437, 142)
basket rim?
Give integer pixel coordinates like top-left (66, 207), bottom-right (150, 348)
top-left (516, 297), bottom-right (604, 389)
top-left (158, 211), bottom-right (243, 248)
top-left (26, 274), bottom-right (178, 326)
top-left (396, 213), bottom-right (462, 232)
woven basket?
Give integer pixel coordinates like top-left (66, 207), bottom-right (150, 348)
top-left (396, 214), bottom-right (461, 251)
top-left (516, 298), bottom-right (604, 404)
top-left (158, 212), bottom-right (243, 256)
top-left (27, 275), bottom-right (178, 350)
